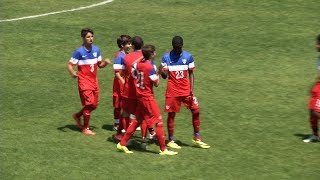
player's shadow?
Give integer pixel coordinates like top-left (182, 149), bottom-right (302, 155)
top-left (294, 133), bottom-right (310, 140)
top-left (172, 140), bottom-right (191, 148)
top-left (102, 124), bottom-right (114, 131)
top-left (57, 124), bottom-right (97, 132)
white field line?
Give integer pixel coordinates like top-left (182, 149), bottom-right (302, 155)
top-left (0, 0), bottom-right (113, 22)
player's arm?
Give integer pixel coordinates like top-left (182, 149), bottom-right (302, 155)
top-left (154, 76), bottom-right (160, 87)
top-left (98, 58), bottom-right (111, 68)
top-left (189, 70), bottom-right (194, 96)
top-left (159, 65), bottom-right (168, 79)
top-left (115, 71), bottom-right (125, 85)
top-left (67, 62), bottom-right (78, 78)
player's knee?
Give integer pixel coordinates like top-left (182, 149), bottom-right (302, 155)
top-left (91, 104), bottom-right (98, 110)
top-left (191, 108), bottom-right (200, 115)
top-left (129, 114), bottom-right (136, 120)
top-left (168, 112), bottom-right (176, 118)
top-left (156, 122), bottom-right (164, 128)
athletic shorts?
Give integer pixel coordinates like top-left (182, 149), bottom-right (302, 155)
top-left (164, 95), bottom-right (199, 113)
top-left (121, 97), bottom-right (137, 114)
top-left (113, 95), bottom-right (121, 108)
top-left (79, 89), bottom-right (99, 108)
top-left (136, 99), bottom-right (162, 126)
top-left (309, 82), bottom-right (320, 112)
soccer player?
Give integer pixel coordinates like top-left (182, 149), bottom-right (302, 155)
top-left (68, 28), bottom-right (111, 135)
top-left (160, 36), bottom-right (210, 149)
top-left (112, 35), bottom-right (132, 131)
top-left (114, 36), bottom-right (144, 140)
top-left (117, 44), bottom-right (178, 155)
top-left (304, 34), bottom-right (320, 143)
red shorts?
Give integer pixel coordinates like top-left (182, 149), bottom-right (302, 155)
top-left (121, 97), bottom-right (137, 114)
top-left (79, 89), bottom-right (99, 107)
top-left (113, 95), bottom-right (121, 108)
top-left (164, 95), bottom-right (199, 112)
top-left (309, 82), bottom-right (320, 112)
top-left (136, 99), bottom-right (163, 126)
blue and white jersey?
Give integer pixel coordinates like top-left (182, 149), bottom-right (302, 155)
top-left (161, 50), bottom-right (195, 97)
top-left (113, 51), bottom-right (126, 71)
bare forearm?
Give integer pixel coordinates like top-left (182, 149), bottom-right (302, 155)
top-left (67, 63), bottom-right (78, 78)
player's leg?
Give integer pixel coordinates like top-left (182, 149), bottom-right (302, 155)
top-left (117, 119), bottom-right (140, 153)
top-left (303, 110), bottom-right (319, 142)
top-left (81, 89), bottom-right (99, 135)
top-left (165, 97), bottom-right (181, 149)
top-left (73, 109), bottom-right (83, 129)
top-left (156, 121), bottom-right (177, 155)
top-left (113, 95), bottom-right (122, 131)
top-left (183, 95), bottom-right (210, 148)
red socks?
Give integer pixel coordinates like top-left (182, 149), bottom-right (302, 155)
top-left (120, 120), bottom-right (139, 146)
top-left (167, 112), bottom-right (176, 141)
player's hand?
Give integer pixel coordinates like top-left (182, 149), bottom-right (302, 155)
top-left (104, 58), bottom-right (111, 65)
top-left (71, 71), bottom-right (78, 78)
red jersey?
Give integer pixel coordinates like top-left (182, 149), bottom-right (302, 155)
top-left (132, 60), bottom-right (159, 100)
top-left (122, 51), bottom-right (143, 99)
top-left (69, 45), bottom-right (102, 90)
top-left (309, 81), bottom-right (320, 111)
top-left (161, 50), bottom-right (195, 97)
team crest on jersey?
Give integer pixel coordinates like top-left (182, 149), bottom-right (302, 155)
top-left (165, 105), bottom-right (170, 110)
top-left (93, 52), bottom-right (97, 57)
top-left (182, 59), bottom-right (187, 64)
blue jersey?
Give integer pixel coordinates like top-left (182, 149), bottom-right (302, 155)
top-left (113, 51), bottom-right (126, 71)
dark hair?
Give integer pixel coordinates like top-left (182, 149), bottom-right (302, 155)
top-left (142, 45), bottom-right (156, 60)
top-left (317, 34), bottom-right (320, 43)
top-left (117, 35), bottom-right (131, 48)
top-left (131, 36), bottom-right (144, 50)
top-left (172, 36), bottom-right (183, 47)
top-left (81, 28), bottom-right (94, 38)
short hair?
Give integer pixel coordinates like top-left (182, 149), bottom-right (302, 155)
top-left (131, 36), bottom-right (144, 50)
top-left (81, 28), bottom-right (94, 38)
top-left (317, 34), bottom-right (320, 43)
top-left (117, 35), bottom-right (131, 48)
top-left (142, 45), bottom-right (156, 60)
top-left (172, 36), bottom-right (183, 47)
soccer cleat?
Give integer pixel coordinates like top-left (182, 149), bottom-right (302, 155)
top-left (82, 128), bottom-right (96, 135)
top-left (113, 124), bottom-right (118, 131)
top-left (148, 133), bottom-right (157, 140)
top-left (159, 149), bottom-right (178, 155)
top-left (192, 139), bottom-right (210, 149)
top-left (167, 141), bottom-right (181, 149)
top-left (72, 113), bottom-right (82, 129)
top-left (303, 135), bottom-right (319, 143)
top-left (117, 143), bottom-right (133, 153)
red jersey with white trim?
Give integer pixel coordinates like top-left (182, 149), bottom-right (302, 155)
top-left (112, 51), bottom-right (126, 96)
top-left (122, 51), bottom-right (143, 99)
top-left (161, 50), bottom-right (195, 97)
top-left (133, 60), bottom-right (159, 100)
top-left (69, 45), bottom-right (102, 90)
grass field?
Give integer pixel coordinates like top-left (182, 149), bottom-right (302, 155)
top-left (1, 0), bottom-right (320, 179)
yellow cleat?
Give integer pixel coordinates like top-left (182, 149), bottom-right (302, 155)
top-left (192, 139), bottom-right (210, 149)
top-left (117, 143), bottom-right (133, 153)
top-left (159, 149), bottom-right (178, 155)
top-left (167, 141), bottom-right (181, 149)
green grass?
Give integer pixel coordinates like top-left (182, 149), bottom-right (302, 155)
top-left (1, 0), bottom-right (320, 179)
